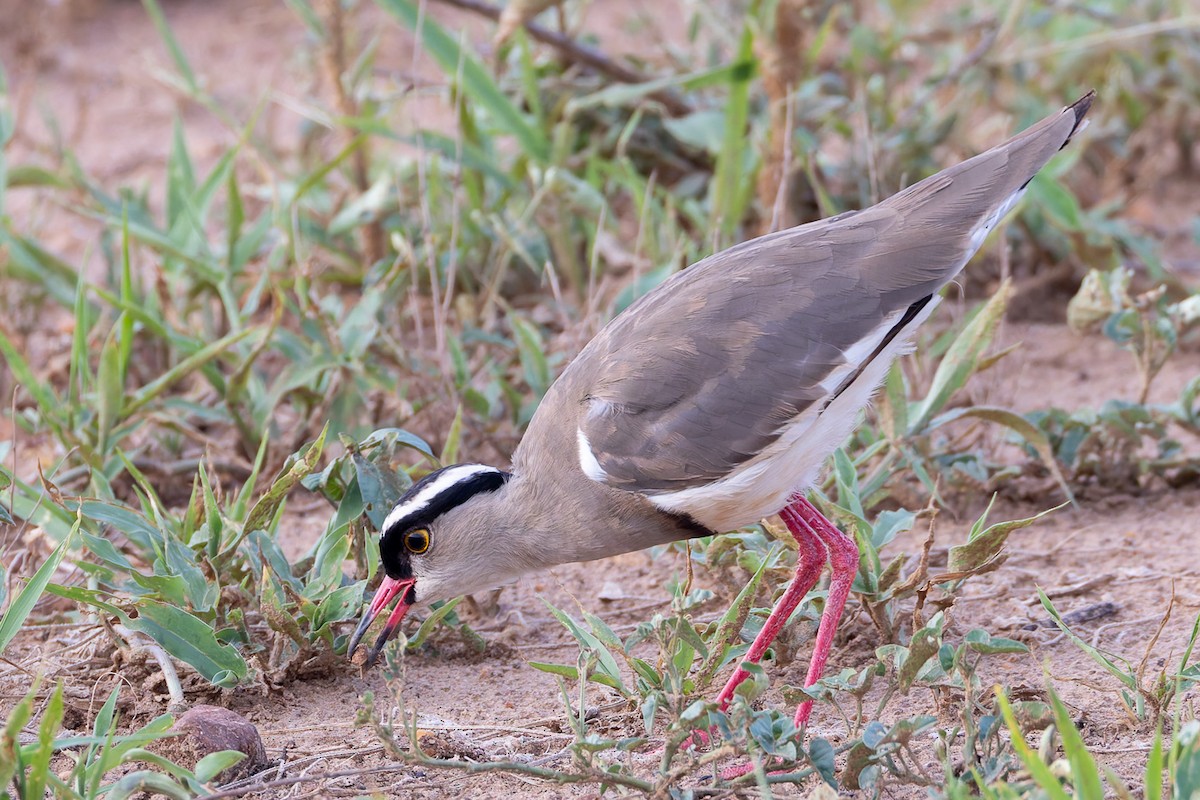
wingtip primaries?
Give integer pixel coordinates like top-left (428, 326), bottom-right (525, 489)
top-left (1061, 90), bottom-right (1096, 148)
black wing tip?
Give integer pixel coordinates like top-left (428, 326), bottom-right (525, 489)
top-left (1069, 90), bottom-right (1096, 126)
top-left (1059, 90), bottom-right (1096, 149)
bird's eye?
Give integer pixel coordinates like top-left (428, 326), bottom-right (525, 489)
top-left (404, 528), bottom-right (431, 554)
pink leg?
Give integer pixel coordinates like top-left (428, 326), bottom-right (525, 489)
top-left (789, 496), bottom-right (859, 726)
top-left (709, 496), bottom-right (859, 781)
top-left (714, 500), bottom-right (827, 709)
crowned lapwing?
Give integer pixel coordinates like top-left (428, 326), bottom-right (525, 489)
top-left (348, 92), bottom-right (1095, 728)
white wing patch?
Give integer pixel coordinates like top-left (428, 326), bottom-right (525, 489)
top-left (650, 297), bottom-right (941, 531)
top-left (382, 463), bottom-right (499, 532)
top-left (577, 429), bottom-right (609, 482)
top-left (968, 186), bottom-right (1029, 253)
top-left (817, 307), bottom-right (908, 395)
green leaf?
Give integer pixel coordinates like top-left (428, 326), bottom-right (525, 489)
top-left (127, 600), bottom-right (247, 686)
top-left (245, 425), bottom-right (328, 533)
top-left (1030, 172), bottom-right (1082, 231)
top-left (0, 325), bottom-right (63, 430)
top-left (1175, 721), bottom-right (1200, 800)
top-left (1144, 726), bottom-right (1164, 800)
top-left (0, 520), bottom-right (76, 652)
top-left (141, 0), bottom-right (199, 94)
top-left (542, 600), bottom-right (627, 694)
top-left (695, 546), bottom-right (773, 688)
top-left (928, 405), bottom-right (1074, 504)
top-left (510, 315), bottom-right (550, 398)
top-left (995, 689), bottom-right (1072, 800)
top-left (0, 684), bottom-right (36, 791)
top-left (440, 405), bottom-right (464, 466)
top-left (352, 451), bottom-right (410, 532)
top-left (898, 612), bottom-right (943, 691)
top-left (25, 682), bottom-right (65, 800)
top-left (376, 0), bottom-right (550, 163)
top-left (405, 597), bottom-right (463, 650)
top-left (124, 327), bottom-right (259, 415)
top-left (1048, 686), bottom-right (1103, 798)
top-left (96, 326), bottom-right (126, 455)
top-left (809, 736), bottom-right (837, 787)
top-left (106, 771), bottom-right (192, 800)
top-left (909, 282), bottom-right (1012, 434)
top-left (194, 750), bottom-right (247, 783)
top-left (1037, 589), bottom-right (1137, 690)
top-left (948, 502), bottom-right (1065, 574)
top-left (529, 661), bottom-right (580, 680)
top-left (962, 629), bottom-right (1028, 655)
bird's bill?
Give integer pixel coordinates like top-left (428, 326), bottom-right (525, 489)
top-left (346, 576), bottom-right (415, 667)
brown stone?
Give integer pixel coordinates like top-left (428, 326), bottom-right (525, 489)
top-left (157, 705), bottom-right (268, 784)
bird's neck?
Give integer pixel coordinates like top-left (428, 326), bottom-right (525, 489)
top-left (497, 470), bottom-right (707, 571)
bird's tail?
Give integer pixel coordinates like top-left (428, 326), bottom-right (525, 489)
top-left (887, 91), bottom-right (1095, 249)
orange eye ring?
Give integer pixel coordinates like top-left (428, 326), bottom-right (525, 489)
top-left (404, 528), bottom-right (431, 555)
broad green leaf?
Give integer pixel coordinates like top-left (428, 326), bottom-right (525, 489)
top-left (71, 499), bottom-right (163, 551)
top-left (898, 613), bottom-right (943, 691)
top-left (529, 661), bottom-right (580, 680)
top-left (128, 600), bottom-right (247, 686)
top-left (352, 451), bottom-right (410, 531)
top-left (1175, 721), bottom-right (1200, 800)
top-left (1029, 172), bottom-right (1082, 231)
top-left (948, 502), bottom-right (1065, 574)
top-left (106, 771), bottom-right (192, 800)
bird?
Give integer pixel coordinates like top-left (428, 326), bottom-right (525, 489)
top-left (347, 92), bottom-right (1095, 729)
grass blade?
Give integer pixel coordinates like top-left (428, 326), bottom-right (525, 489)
top-left (1038, 589), bottom-right (1138, 690)
top-left (909, 281), bottom-right (1012, 434)
top-left (709, 24), bottom-right (756, 244)
top-left (0, 518), bottom-right (77, 652)
top-left (141, 0), bottom-right (199, 94)
top-left (123, 327), bottom-right (259, 415)
top-left (376, 0), bottom-right (550, 163)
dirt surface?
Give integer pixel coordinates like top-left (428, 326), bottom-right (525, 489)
top-left (3, 2), bottom-right (1200, 798)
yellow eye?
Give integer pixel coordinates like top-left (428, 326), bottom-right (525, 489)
top-left (404, 528), bottom-right (431, 554)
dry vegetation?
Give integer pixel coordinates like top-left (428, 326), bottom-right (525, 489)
top-left (2, 0), bottom-right (1200, 797)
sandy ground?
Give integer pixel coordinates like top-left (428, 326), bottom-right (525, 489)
top-left (3, 1), bottom-right (1200, 798)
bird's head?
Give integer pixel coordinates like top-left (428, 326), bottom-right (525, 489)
top-left (346, 463), bottom-right (512, 666)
